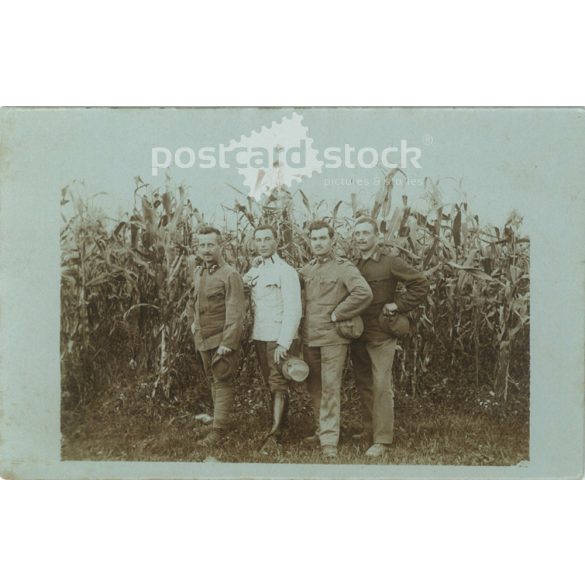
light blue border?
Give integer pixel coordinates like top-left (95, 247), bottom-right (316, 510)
top-left (1, 107), bottom-right (583, 479)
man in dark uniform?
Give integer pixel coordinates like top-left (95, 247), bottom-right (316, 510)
top-left (300, 220), bottom-right (373, 459)
top-left (351, 217), bottom-right (428, 457)
top-left (191, 226), bottom-right (245, 448)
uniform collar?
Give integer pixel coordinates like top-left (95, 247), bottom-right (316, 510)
top-left (204, 255), bottom-right (225, 274)
top-left (360, 246), bottom-right (382, 263)
top-left (315, 251), bottom-right (335, 264)
top-left (258, 253), bottom-right (281, 266)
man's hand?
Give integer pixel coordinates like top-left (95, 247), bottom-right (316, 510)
top-left (274, 344), bottom-right (288, 363)
top-left (216, 345), bottom-right (233, 356)
top-left (382, 302), bottom-right (399, 316)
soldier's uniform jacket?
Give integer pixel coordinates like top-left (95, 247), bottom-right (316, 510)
top-left (299, 253), bottom-right (373, 347)
top-left (192, 256), bottom-right (245, 352)
top-left (356, 246), bottom-right (429, 342)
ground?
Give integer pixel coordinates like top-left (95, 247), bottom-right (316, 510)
top-left (61, 378), bottom-right (529, 467)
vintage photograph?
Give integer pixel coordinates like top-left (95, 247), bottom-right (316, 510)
top-left (3, 11), bottom-right (584, 585)
top-left (56, 108), bottom-right (531, 468)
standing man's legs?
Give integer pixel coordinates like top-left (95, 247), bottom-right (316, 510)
top-left (254, 340), bottom-right (294, 440)
top-left (351, 340), bottom-right (375, 440)
top-left (304, 344), bottom-right (348, 454)
top-left (367, 338), bottom-right (397, 444)
top-left (254, 340), bottom-right (271, 388)
top-left (318, 345), bottom-right (348, 449)
top-left (303, 346), bottom-right (322, 433)
top-left (354, 338), bottom-right (397, 453)
top-left (198, 347), bottom-right (237, 444)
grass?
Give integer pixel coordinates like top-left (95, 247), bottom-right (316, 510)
top-left (61, 379), bottom-right (529, 467)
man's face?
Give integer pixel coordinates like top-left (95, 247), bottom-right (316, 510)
top-left (197, 233), bottom-right (221, 265)
top-left (310, 227), bottom-right (333, 257)
top-left (354, 221), bottom-right (378, 254)
top-left (254, 229), bottom-right (278, 259)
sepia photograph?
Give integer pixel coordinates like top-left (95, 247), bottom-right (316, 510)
top-left (1, 106), bottom-right (583, 478)
top-left (58, 108), bottom-right (531, 468)
top-left (2, 9), bottom-right (584, 585)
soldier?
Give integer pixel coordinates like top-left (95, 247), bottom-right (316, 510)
top-left (351, 217), bottom-right (429, 457)
top-left (191, 226), bottom-right (245, 448)
top-left (243, 224), bottom-right (302, 450)
top-left (299, 220), bottom-right (373, 460)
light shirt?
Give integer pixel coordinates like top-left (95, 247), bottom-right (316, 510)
top-left (244, 254), bottom-right (302, 349)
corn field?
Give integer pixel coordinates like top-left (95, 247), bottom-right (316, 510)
top-left (60, 171), bottom-right (530, 414)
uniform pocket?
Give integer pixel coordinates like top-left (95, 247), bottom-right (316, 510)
top-left (205, 283), bottom-right (224, 299)
top-left (256, 275), bottom-right (282, 307)
top-left (319, 277), bottom-right (338, 298)
top-left (302, 276), bottom-right (319, 302)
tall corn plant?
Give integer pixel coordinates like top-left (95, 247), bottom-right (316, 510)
top-left (379, 177), bottom-right (529, 402)
top-left (120, 178), bottom-right (204, 398)
top-left (61, 179), bottom-right (206, 403)
top-left (61, 172), bottom-right (529, 410)
top-left (61, 186), bottom-right (139, 405)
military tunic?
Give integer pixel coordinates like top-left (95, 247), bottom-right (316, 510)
top-left (352, 246), bottom-right (428, 444)
top-left (191, 256), bottom-right (245, 431)
top-left (299, 253), bottom-right (373, 449)
top-left (299, 253), bottom-right (373, 347)
top-left (192, 256), bottom-right (245, 351)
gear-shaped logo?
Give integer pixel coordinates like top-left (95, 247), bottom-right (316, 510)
top-left (224, 113), bottom-right (323, 200)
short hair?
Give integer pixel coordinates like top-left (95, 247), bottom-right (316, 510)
top-left (197, 225), bottom-right (222, 241)
top-left (308, 220), bottom-right (334, 239)
top-left (253, 224), bottom-right (278, 239)
top-left (354, 216), bottom-right (379, 234)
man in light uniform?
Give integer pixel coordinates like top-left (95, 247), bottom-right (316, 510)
top-left (352, 217), bottom-right (429, 457)
top-left (299, 220), bottom-right (373, 459)
top-left (191, 226), bottom-right (245, 448)
top-left (244, 224), bottom-right (302, 448)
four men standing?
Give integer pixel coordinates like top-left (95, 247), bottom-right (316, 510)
top-left (192, 216), bottom-right (428, 460)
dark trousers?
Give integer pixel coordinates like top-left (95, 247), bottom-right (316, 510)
top-left (199, 347), bottom-right (239, 431)
top-left (254, 340), bottom-right (294, 395)
top-left (254, 340), bottom-right (300, 431)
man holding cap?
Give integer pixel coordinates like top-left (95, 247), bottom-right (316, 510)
top-left (244, 224), bottom-right (302, 450)
top-left (300, 220), bottom-right (373, 459)
top-left (352, 217), bottom-right (428, 458)
top-left (191, 226), bottom-right (245, 448)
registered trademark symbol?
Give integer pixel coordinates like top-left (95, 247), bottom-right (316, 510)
top-left (422, 134), bottom-right (434, 146)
